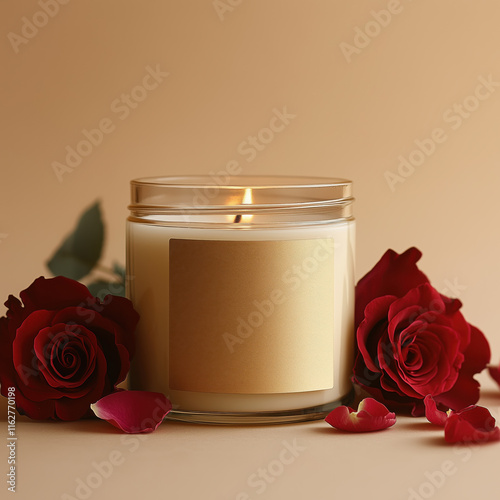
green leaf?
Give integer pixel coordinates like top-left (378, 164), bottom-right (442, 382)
top-left (113, 262), bottom-right (126, 281)
top-left (47, 201), bottom-right (104, 280)
top-left (87, 280), bottom-right (126, 300)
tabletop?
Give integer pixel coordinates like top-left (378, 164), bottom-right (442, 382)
top-left (1, 372), bottom-right (498, 500)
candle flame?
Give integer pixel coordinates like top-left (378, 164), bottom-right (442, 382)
top-left (242, 188), bottom-right (253, 205)
top-left (234, 188), bottom-right (253, 223)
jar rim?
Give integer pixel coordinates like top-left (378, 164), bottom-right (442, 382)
top-left (131, 175), bottom-right (351, 190)
top-left (130, 175), bottom-right (353, 211)
top-left (129, 175), bottom-right (354, 226)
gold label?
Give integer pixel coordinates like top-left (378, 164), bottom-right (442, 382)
top-left (169, 238), bottom-right (335, 394)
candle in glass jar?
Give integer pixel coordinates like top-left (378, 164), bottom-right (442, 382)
top-left (127, 176), bottom-right (355, 424)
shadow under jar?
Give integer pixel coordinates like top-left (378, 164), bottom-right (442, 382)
top-left (127, 175), bottom-right (355, 424)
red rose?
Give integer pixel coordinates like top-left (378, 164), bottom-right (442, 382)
top-left (353, 248), bottom-right (490, 415)
top-left (0, 277), bottom-right (138, 420)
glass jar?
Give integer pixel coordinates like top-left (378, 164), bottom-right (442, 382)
top-left (127, 175), bottom-right (355, 424)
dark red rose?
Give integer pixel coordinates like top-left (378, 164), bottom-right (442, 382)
top-left (353, 248), bottom-right (490, 416)
top-left (0, 277), bottom-right (138, 420)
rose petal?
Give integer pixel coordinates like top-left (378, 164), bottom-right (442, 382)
top-left (434, 373), bottom-right (481, 412)
top-left (12, 311), bottom-right (62, 402)
top-left (34, 326), bottom-right (97, 389)
top-left (325, 398), bottom-right (396, 432)
top-left (390, 323), bottom-right (462, 397)
top-left (99, 296), bottom-right (139, 357)
top-left (444, 405), bottom-right (500, 444)
top-left (20, 276), bottom-right (93, 313)
top-left (356, 296), bottom-right (395, 374)
top-left (52, 306), bottom-right (135, 385)
top-left (91, 391), bottom-right (172, 433)
top-left (424, 395), bottom-right (448, 426)
top-left (489, 363), bottom-right (500, 387)
top-left (355, 248), bottom-right (430, 330)
top-left (462, 325), bottom-right (491, 374)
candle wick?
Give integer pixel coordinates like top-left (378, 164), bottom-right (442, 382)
top-left (234, 214), bottom-right (242, 223)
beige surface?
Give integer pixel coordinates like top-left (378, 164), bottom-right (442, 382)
top-left (1, 1), bottom-right (500, 499)
top-left (1, 373), bottom-right (499, 500)
top-left (1, 1), bottom-right (500, 357)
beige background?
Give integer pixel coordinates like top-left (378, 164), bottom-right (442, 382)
top-left (1, 1), bottom-right (500, 499)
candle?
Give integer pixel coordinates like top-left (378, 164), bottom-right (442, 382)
top-left (127, 176), bottom-right (355, 423)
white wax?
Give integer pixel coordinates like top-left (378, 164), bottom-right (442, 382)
top-left (127, 220), bottom-right (355, 412)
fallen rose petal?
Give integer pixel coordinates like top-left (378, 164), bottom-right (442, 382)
top-left (424, 395), bottom-right (448, 426)
top-left (444, 405), bottom-right (500, 444)
top-left (91, 391), bottom-right (171, 433)
top-left (325, 398), bottom-right (396, 432)
top-left (488, 363), bottom-right (500, 388)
